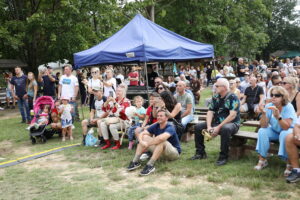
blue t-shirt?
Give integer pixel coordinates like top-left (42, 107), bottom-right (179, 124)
top-left (10, 75), bottom-right (27, 97)
top-left (147, 122), bottom-right (181, 154)
top-left (27, 80), bottom-right (37, 97)
top-left (265, 102), bottom-right (297, 132)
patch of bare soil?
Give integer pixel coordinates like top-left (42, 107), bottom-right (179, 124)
top-left (23, 154), bottom-right (70, 171)
top-left (0, 108), bottom-right (19, 120)
top-left (0, 141), bottom-right (13, 156)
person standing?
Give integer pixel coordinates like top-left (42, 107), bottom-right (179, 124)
top-left (103, 69), bottom-right (117, 98)
top-left (5, 72), bottom-right (15, 109)
top-left (27, 72), bottom-right (38, 112)
top-left (38, 66), bottom-right (56, 99)
top-left (237, 58), bottom-right (246, 81)
top-left (10, 66), bottom-right (30, 123)
top-left (58, 64), bottom-right (79, 122)
top-left (128, 66), bottom-right (139, 86)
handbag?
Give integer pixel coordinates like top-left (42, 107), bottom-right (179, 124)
top-left (85, 128), bottom-right (98, 146)
top-left (170, 118), bottom-right (184, 139)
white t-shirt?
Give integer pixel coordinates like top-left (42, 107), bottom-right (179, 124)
top-left (189, 69), bottom-right (197, 78)
top-left (88, 78), bottom-right (102, 91)
top-left (116, 74), bottom-right (124, 83)
top-left (59, 104), bottom-right (72, 121)
top-left (103, 78), bottom-right (117, 97)
top-left (93, 98), bottom-right (106, 118)
top-left (59, 75), bottom-right (79, 99)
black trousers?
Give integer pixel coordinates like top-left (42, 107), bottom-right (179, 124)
top-left (194, 122), bottom-right (239, 159)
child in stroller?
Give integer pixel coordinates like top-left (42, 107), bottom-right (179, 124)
top-left (26, 105), bottom-right (50, 130)
top-left (29, 96), bottom-right (55, 144)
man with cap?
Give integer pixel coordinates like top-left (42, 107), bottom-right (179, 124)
top-left (38, 66), bottom-right (56, 99)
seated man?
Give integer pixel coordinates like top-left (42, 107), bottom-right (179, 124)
top-left (127, 109), bottom-right (181, 176)
top-left (285, 121), bottom-right (300, 183)
top-left (240, 77), bottom-right (264, 117)
top-left (174, 81), bottom-right (194, 129)
top-left (190, 78), bottom-right (240, 166)
top-left (81, 89), bottom-right (109, 145)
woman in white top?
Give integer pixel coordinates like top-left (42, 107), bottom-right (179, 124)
top-left (256, 73), bottom-right (266, 99)
top-left (257, 60), bottom-right (267, 79)
top-left (223, 61), bottom-right (234, 75)
top-left (88, 67), bottom-right (103, 110)
top-left (103, 69), bottom-right (117, 98)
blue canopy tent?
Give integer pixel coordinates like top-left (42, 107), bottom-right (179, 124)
top-left (74, 14), bottom-right (214, 68)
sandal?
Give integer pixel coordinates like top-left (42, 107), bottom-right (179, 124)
top-left (284, 164), bottom-right (292, 177)
top-left (254, 160), bottom-right (268, 170)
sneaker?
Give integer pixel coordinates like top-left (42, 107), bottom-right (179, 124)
top-left (215, 158), bottom-right (227, 166)
top-left (0, 107), bottom-right (4, 110)
top-left (286, 169), bottom-right (300, 183)
top-left (70, 136), bottom-right (74, 141)
top-left (62, 137), bottom-right (66, 142)
top-left (127, 161), bottom-right (141, 171)
top-left (140, 164), bottom-right (155, 176)
top-left (190, 153), bottom-right (207, 160)
top-left (72, 125), bottom-right (75, 129)
top-left (140, 152), bottom-right (151, 161)
top-left (26, 126), bottom-right (31, 130)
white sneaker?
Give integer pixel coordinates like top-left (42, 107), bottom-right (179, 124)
top-left (140, 153), bottom-right (150, 161)
top-left (0, 107), bottom-right (4, 110)
top-left (26, 126), bottom-right (31, 130)
top-left (72, 125), bottom-right (75, 129)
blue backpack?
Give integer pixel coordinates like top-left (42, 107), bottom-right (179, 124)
top-left (85, 128), bottom-right (98, 146)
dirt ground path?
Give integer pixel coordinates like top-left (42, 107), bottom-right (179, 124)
top-left (0, 108), bottom-right (19, 120)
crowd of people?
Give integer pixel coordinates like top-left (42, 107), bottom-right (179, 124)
top-left (3, 57), bottom-right (300, 182)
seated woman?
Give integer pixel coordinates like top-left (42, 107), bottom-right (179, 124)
top-left (285, 120), bottom-right (300, 183)
top-left (155, 83), bottom-right (169, 94)
top-left (254, 86), bottom-right (297, 173)
top-left (155, 91), bottom-right (182, 137)
top-left (100, 85), bottom-right (131, 150)
top-left (283, 76), bottom-right (300, 117)
top-left (229, 79), bottom-right (241, 99)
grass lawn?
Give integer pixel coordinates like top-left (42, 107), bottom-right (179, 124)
top-left (0, 88), bottom-right (300, 200)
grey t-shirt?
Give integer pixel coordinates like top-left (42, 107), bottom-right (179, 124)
top-left (174, 92), bottom-right (193, 114)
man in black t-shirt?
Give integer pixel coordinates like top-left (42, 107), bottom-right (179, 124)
top-left (147, 66), bottom-right (158, 87)
top-left (38, 66), bottom-right (56, 98)
top-left (237, 58), bottom-right (247, 79)
top-left (240, 77), bottom-right (264, 115)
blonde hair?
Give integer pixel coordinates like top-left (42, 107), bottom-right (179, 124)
top-left (269, 86), bottom-right (290, 106)
top-left (133, 96), bottom-right (144, 105)
top-left (284, 76), bottom-right (299, 92)
top-left (27, 72), bottom-right (36, 90)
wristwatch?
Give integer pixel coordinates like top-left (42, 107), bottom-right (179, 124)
top-left (278, 116), bottom-right (282, 121)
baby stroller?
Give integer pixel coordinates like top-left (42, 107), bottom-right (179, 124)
top-left (29, 96), bottom-right (55, 144)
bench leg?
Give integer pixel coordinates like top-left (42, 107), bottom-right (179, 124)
top-left (229, 137), bottom-right (247, 160)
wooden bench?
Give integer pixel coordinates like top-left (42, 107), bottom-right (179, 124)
top-left (182, 117), bottom-right (204, 142)
top-left (242, 120), bottom-right (260, 132)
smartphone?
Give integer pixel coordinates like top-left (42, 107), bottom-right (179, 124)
top-left (109, 91), bottom-right (114, 97)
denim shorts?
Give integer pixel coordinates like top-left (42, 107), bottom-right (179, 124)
top-left (6, 89), bottom-right (12, 98)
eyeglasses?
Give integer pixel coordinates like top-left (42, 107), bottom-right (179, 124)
top-left (282, 82), bottom-right (290, 85)
top-left (271, 93), bottom-right (283, 98)
top-left (91, 71), bottom-right (98, 74)
top-left (229, 83), bottom-right (234, 85)
top-left (155, 82), bottom-right (161, 84)
top-left (273, 82), bottom-right (282, 86)
top-left (158, 87), bottom-right (164, 90)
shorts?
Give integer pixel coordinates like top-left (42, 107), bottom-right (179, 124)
top-left (240, 103), bottom-right (259, 112)
top-left (148, 141), bottom-right (180, 161)
top-left (6, 89), bottom-right (12, 98)
top-left (61, 118), bottom-right (72, 128)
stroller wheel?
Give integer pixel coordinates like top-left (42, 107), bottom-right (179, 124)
top-left (41, 136), bottom-right (47, 143)
top-left (31, 137), bottom-right (36, 145)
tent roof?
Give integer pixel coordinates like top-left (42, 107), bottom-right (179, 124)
top-left (279, 51), bottom-right (300, 59)
top-left (74, 14), bottom-right (214, 68)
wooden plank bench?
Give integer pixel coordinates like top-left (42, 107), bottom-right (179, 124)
top-left (182, 117), bottom-right (204, 142)
top-left (242, 120), bottom-right (260, 132)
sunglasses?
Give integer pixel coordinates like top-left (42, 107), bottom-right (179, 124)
top-left (282, 82), bottom-right (290, 85)
top-left (215, 85), bottom-right (224, 88)
top-left (91, 71), bottom-right (98, 74)
top-left (273, 82), bottom-right (282, 86)
top-left (155, 82), bottom-right (161, 84)
top-left (271, 93), bottom-right (282, 98)
top-left (158, 87), bottom-right (164, 90)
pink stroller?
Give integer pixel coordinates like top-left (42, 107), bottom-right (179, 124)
top-left (29, 96), bottom-right (55, 144)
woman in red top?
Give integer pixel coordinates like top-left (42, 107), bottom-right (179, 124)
top-left (100, 85), bottom-right (131, 149)
top-left (128, 66), bottom-right (139, 86)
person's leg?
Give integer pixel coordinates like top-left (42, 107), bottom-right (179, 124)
top-left (69, 126), bottom-right (73, 140)
top-left (191, 122), bottom-right (207, 159)
top-left (255, 127), bottom-right (279, 158)
top-left (81, 119), bottom-right (89, 135)
top-left (181, 114), bottom-right (194, 128)
top-left (100, 121), bottom-right (111, 149)
top-left (17, 98), bottom-right (26, 122)
top-left (285, 134), bottom-right (300, 168)
top-left (109, 123), bottom-right (121, 149)
top-left (62, 127), bottom-right (66, 141)
top-left (218, 123), bottom-right (239, 160)
top-left (278, 129), bottom-right (293, 160)
top-left (23, 98), bottom-right (31, 122)
top-left (28, 96), bottom-right (33, 111)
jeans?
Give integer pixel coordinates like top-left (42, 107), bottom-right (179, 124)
top-left (69, 101), bottom-right (79, 122)
top-left (181, 114), bottom-right (194, 128)
top-left (17, 97), bottom-right (30, 122)
top-left (128, 123), bottom-right (141, 141)
top-left (28, 96), bottom-right (34, 111)
top-left (255, 127), bottom-right (292, 160)
top-left (194, 122), bottom-right (239, 159)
